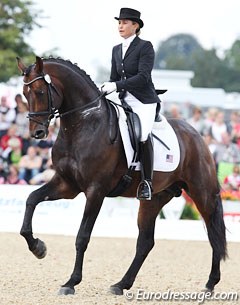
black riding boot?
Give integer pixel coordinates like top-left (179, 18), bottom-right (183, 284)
top-left (137, 135), bottom-right (154, 200)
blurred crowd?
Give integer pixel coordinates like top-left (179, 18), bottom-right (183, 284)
top-left (0, 94), bottom-right (57, 185)
top-left (167, 104), bottom-right (240, 192)
top-left (1, 93), bottom-right (240, 191)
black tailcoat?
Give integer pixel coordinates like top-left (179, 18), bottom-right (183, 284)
top-left (110, 36), bottom-right (160, 104)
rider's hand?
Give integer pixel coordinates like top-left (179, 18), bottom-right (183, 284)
top-left (100, 82), bottom-right (117, 94)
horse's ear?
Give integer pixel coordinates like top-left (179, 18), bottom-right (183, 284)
top-left (16, 57), bottom-right (26, 74)
top-left (34, 56), bottom-right (43, 74)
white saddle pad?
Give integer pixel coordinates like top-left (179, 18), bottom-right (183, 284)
top-left (115, 104), bottom-right (180, 172)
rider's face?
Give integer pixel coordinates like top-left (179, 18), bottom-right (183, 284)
top-left (118, 19), bottom-right (139, 39)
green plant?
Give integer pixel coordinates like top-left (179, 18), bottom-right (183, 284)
top-left (181, 204), bottom-right (200, 220)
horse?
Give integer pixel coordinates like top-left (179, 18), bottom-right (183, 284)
top-left (16, 56), bottom-right (227, 296)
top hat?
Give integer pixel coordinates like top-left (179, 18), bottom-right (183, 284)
top-left (115, 8), bottom-right (144, 28)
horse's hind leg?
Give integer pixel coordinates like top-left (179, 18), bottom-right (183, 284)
top-left (110, 191), bottom-right (174, 295)
top-left (189, 187), bottom-right (227, 291)
top-left (204, 193), bottom-right (227, 291)
top-left (20, 174), bottom-right (78, 259)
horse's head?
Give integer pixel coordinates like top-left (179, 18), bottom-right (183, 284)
top-left (17, 56), bottom-right (62, 139)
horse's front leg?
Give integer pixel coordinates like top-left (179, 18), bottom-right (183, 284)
top-left (59, 189), bottom-right (104, 295)
top-left (20, 174), bottom-right (78, 258)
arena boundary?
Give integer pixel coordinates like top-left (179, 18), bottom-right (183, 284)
top-left (0, 185), bottom-right (239, 242)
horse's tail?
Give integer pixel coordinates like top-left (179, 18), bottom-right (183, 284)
top-left (207, 192), bottom-right (227, 260)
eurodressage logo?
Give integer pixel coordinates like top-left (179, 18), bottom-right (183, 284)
top-left (124, 289), bottom-right (239, 303)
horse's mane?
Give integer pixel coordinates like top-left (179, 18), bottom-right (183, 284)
top-left (43, 57), bottom-right (100, 92)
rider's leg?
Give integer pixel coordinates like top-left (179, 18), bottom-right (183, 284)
top-left (123, 97), bottom-right (156, 200)
top-left (132, 103), bottom-right (155, 200)
top-left (137, 135), bottom-right (154, 200)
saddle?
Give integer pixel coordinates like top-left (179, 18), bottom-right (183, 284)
top-left (107, 89), bottom-right (167, 197)
top-left (121, 99), bottom-right (141, 153)
top-left (107, 101), bottom-right (141, 198)
top-left (120, 88), bottom-right (168, 150)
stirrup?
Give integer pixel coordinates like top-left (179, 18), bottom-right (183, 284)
top-left (137, 180), bottom-right (152, 200)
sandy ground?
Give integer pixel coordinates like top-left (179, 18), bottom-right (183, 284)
top-left (0, 233), bottom-right (239, 305)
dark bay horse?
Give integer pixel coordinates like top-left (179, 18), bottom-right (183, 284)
top-left (17, 56), bottom-right (227, 296)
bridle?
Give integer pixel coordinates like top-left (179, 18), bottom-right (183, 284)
top-left (23, 73), bottom-right (105, 128)
top-left (23, 74), bottom-right (59, 127)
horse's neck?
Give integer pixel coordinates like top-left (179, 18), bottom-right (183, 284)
top-left (46, 62), bottom-right (97, 108)
top-left (47, 62), bottom-right (105, 123)
top-left (59, 82), bottom-right (106, 128)
top-left (62, 76), bottom-right (96, 100)
top-left (59, 77), bottom-right (100, 114)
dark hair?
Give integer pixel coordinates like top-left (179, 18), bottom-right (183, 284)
top-left (15, 94), bottom-right (22, 99)
top-left (132, 21), bottom-right (140, 35)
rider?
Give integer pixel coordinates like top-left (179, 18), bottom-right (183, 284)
top-left (101, 7), bottom-right (160, 200)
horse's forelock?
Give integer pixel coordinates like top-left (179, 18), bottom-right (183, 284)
top-left (24, 64), bottom-right (35, 77)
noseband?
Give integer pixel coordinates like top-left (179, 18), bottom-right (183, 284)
top-left (23, 73), bottom-right (105, 127)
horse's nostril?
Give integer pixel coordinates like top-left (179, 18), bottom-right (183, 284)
top-left (34, 130), bottom-right (46, 139)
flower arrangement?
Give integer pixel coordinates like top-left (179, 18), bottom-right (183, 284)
top-left (221, 190), bottom-right (240, 201)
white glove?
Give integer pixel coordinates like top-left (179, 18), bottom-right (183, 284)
top-left (101, 82), bottom-right (117, 94)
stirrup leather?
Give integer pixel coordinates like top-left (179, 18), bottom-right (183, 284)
top-left (137, 180), bottom-right (152, 200)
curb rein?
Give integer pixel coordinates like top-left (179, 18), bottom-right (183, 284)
top-left (23, 73), bottom-right (105, 127)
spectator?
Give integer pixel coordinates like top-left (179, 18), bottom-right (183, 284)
top-left (29, 158), bottom-right (55, 185)
top-left (203, 107), bottom-right (218, 134)
top-left (228, 111), bottom-right (240, 147)
top-left (14, 100), bottom-right (30, 154)
top-left (18, 146), bottom-right (42, 183)
top-left (1, 137), bottom-right (22, 165)
top-left (213, 132), bottom-right (240, 183)
top-left (203, 133), bottom-right (217, 155)
top-left (37, 140), bottom-right (52, 172)
top-left (223, 164), bottom-right (240, 191)
top-left (210, 111), bottom-right (229, 144)
top-left (187, 106), bottom-right (205, 135)
top-left (0, 164), bottom-right (27, 185)
top-left (0, 124), bottom-right (22, 151)
top-left (169, 104), bottom-right (181, 119)
top-left (0, 155), bottom-right (9, 178)
top-left (14, 93), bottom-right (25, 117)
top-left (0, 96), bottom-right (16, 138)
top-left (214, 132), bottom-right (240, 165)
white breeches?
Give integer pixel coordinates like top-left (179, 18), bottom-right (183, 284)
top-left (124, 93), bottom-right (156, 141)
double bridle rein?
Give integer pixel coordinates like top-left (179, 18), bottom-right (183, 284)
top-left (23, 73), bottom-right (105, 127)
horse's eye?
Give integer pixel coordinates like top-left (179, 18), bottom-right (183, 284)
top-left (36, 90), bottom-right (44, 95)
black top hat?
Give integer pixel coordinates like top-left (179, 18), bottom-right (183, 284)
top-left (115, 8), bottom-right (144, 28)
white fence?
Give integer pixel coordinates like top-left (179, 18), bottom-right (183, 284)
top-left (0, 185), bottom-right (239, 242)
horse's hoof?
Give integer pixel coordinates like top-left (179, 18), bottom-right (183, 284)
top-left (202, 287), bottom-right (214, 296)
top-left (58, 286), bottom-right (75, 295)
top-left (32, 238), bottom-right (47, 259)
top-left (109, 285), bottom-right (123, 295)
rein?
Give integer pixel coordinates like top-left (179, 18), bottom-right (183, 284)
top-left (23, 73), bottom-right (106, 126)
top-left (57, 92), bottom-right (105, 118)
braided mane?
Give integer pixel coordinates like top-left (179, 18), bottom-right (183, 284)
top-left (43, 57), bottom-right (99, 91)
